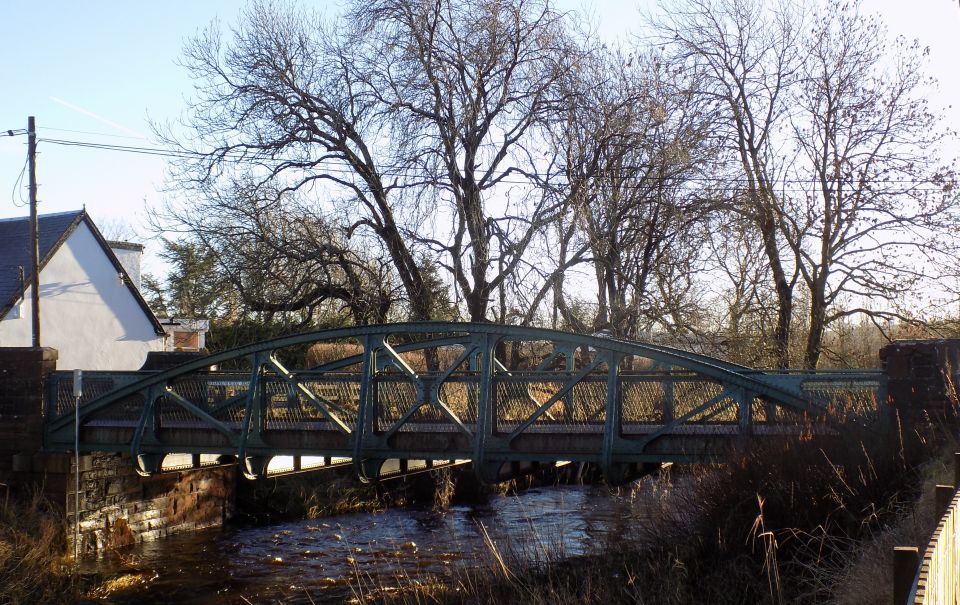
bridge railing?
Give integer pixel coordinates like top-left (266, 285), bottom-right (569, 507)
top-left (45, 369), bottom-right (886, 430)
top-left (896, 453), bottom-right (960, 605)
top-left (41, 323), bottom-right (889, 482)
top-left (47, 371), bottom-right (149, 418)
top-left (751, 370), bottom-right (888, 423)
top-left (45, 370), bottom-right (725, 427)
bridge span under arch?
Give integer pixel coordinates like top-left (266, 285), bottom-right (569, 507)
top-left (44, 322), bottom-right (886, 484)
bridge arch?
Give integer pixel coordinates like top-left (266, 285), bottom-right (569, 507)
top-left (44, 322), bottom-right (884, 483)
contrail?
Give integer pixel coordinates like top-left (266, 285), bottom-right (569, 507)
top-left (48, 96), bottom-right (147, 139)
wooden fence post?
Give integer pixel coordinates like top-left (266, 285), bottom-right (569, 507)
top-left (954, 452), bottom-right (960, 493)
top-left (935, 485), bottom-right (954, 522)
top-left (894, 546), bottom-right (920, 605)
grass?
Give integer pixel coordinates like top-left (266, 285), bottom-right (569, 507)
top-left (0, 487), bottom-right (79, 604)
top-left (829, 451), bottom-right (957, 605)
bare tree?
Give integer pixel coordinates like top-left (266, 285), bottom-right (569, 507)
top-left (579, 137), bottom-right (712, 339)
top-left (699, 213), bottom-right (779, 363)
top-left (159, 0), bottom-right (590, 324)
top-left (349, 0), bottom-right (581, 322)
top-left (541, 46), bottom-right (720, 340)
top-left (654, 0), bottom-right (804, 367)
top-left (786, 0), bottom-right (959, 366)
top-left (157, 1), bottom-right (436, 321)
top-left (157, 182), bottom-right (398, 327)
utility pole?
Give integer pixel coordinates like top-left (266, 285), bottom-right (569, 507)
top-left (27, 116), bottom-right (40, 348)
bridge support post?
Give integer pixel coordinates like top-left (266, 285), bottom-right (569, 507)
top-left (736, 387), bottom-right (753, 435)
top-left (0, 347), bottom-right (66, 496)
top-left (473, 333), bottom-right (501, 484)
top-left (353, 336), bottom-right (381, 482)
top-left (662, 365), bottom-right (674, 423)
top-left (238, 353), bottom-right (271, 479)
top-left (131, 386), bottom-right (163, 476)
top-left (600, 351), bottom-right (626, 484)
top-left (562, 345), bottom-right (576, 423)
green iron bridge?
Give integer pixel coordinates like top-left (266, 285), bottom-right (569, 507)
top-left (43, 323), bottom-right (887, 484)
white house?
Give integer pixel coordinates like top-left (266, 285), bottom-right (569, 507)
top-left (0, 210), bottom-right (166, 370)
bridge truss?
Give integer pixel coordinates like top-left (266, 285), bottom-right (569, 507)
top-left (44, 323), bottom-right (886, 483)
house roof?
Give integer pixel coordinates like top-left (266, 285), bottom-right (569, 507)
top-left (0, 210), bottom-right (165, 336)
top-left (106, 240), bottom-right (144, 253)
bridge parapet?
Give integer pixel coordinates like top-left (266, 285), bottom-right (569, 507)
top-left (0, 347), bottom-right (67, 490)
top-left (881, 340), bottom-right (960, 423)
top-left (43, 323), bottom-right (888, 484)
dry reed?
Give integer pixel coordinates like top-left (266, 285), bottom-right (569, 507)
top-left (0, 488), bottom-right (79, 604)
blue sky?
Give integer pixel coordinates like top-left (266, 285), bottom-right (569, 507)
top-left (1, 0), bottom-right (958, 275)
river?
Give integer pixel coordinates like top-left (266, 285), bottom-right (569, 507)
top-left (87, 481), bottom-right (665, 604)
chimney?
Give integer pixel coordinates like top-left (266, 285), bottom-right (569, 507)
top-left (108, 241), bottom-right (143, 290)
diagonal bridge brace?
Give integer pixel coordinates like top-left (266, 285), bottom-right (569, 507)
top-left (265, 355), bottom-right (352, 433)
top-left (378, 337), bottom-right (482, 445)
top-left (506, 354), bottom-right (606, 443)
top-left (633, 387), bottom-right (739, 453)
top-left (352, 335), bottom-right (476, 480)
top-left (129, 385), bottom-right (240, 475)
top-left (377, 337), bottom-right (473, 438)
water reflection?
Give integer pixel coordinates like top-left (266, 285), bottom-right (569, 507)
top-left (94, 484), bottom-right (656, 604)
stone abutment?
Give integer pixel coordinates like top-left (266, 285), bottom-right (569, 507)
top-left (0, 347), bottom-right (236, 556)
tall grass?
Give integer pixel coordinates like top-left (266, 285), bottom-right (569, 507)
top-left (829, 449), bottom-right (958, 605)
top-left (0, 487), bottom-right (79, 604)
top-left (354, 412), bottom-right (949, 604)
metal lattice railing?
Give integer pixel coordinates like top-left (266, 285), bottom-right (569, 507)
top-left (43, 322), bottom-right (888, 482)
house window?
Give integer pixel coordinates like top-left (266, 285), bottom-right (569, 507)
top-left (8, 300), bottom-right (21, 319)
top-left (173, 331), bottom-right (200, 351)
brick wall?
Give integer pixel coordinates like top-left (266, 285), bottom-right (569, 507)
top-left (0, 347), bottom-right (68, 492)
top-left (879, 339), bottom-right (960, 423)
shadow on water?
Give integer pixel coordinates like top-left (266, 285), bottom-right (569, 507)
top-left (90, 483), bottom-right (661, 604)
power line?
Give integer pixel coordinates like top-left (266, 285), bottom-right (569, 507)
top-left (35, 135), bottom-right (956, 192)
top-left (39, 126), bottom-right (150, 141)
top-left (10, 157), bottom-right (28, 208)
top-left (37, 137), bottom-right (384, 175)
top-left (39, 137), bottom-right (203, 159)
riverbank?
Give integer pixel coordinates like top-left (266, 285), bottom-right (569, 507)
top-left (365, 422), bottom-right (954, 604)
top-left (3, 419), bottom-right (952, 604)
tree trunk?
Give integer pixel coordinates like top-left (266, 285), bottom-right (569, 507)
top-left (758, 212), bottom-right (793, 369)
top-left (804, 274), bottom-right (828, 369)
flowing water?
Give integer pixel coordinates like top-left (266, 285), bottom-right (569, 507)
top-left (88, 483), bottom-right (663, 604)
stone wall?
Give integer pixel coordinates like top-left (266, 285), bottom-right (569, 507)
top-left (70, 453), bottom-right (235, 554)
top-left (879, 339), bottom-right (960, 423)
